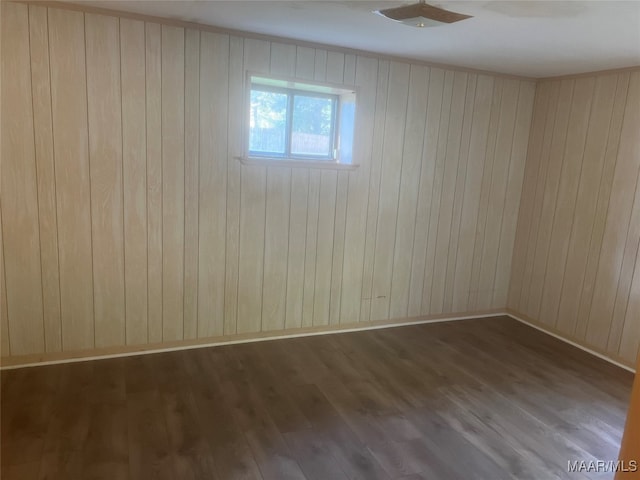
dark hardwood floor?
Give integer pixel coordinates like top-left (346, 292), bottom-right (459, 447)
top-left (1, 316), bottom-right (634, 480)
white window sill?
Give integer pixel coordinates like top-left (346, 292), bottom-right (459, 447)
top-left (236, 156), bottom-right (359, 171)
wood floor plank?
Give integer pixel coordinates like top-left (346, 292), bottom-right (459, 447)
top-left (283, 428), bottom-right (349, 480)
top-left (1, 316), bottom-right (633, 480)
top-left (39, 363), bottom-right (94, 474)
top-left (186, 349), bottom-right (263, 480)
top-left (125, 356), bottom-right (175, 480)
top-left (235, 343), bottom-right (312, 434)
top-left (82, 402), bottom-right (128, 479)
top-left (318, 423), bottom-right (391, 480)
top-left (1, 461), bottom-right (40, 480)
top-left (244, 426), bottom-right (306, 480)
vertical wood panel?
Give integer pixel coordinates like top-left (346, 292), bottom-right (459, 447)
top-left (443, 74), bottom-right (477, 313)
top-left (198, 32), bottom-right (229, 338)
top-left (120, 18), bottom-right (148, 346)
top-left (476, 80), bottom-right (520, 311)
top-left (145, 22), bottom-right (163, 343)
top-left (270, 42), bottom-right (296, 76)
top-left (313, 171), bottom-right (337, 326)
top-left (370, 61), bottom-right (410, 321)
top-left (359, 60), bottom-right (389, 322)
top-left (285, 168), bottom-right (308, 330)
top-left (329, 55), bottom-right (354, 326)
top-left (302, 168), bottom-right (320, 328)
top-left (492, 81), bottom-right (535, 308)
top-left (295, 46), bottom-right (315, 80)
top-left (315, 51), bottom-right (342, 326)
top-left (586, 72), bottom-right (640, 350)
top-left (517, 82), bottom-right (560, 315)
top-left (224, 35), bottom-right (244, 335)
top-left (301, 49), bottom-right (327, 328)
top-left (608, 172), bottom-right (640, 352)
top-left (325, 52), bottom-right (344, 84)
top-left (608, 74), bottom-right (640, 354)
top-left (0, 205), bottom-right (9, 356)
top-left (430, 71), bottom-right (469, 314)
top-left (451, 75), bottom-right (493, 311)
top-left (313, 50), bottom-right (327, 80)
top-left (537, 78), bottom-right (595, 325)
top-left (29, 4), bottom-right (62, 352)
top-left (344, 54), bottom-right (356, 87)
top-left (325, 51), bottom-right (345, 83)
top-left (329, 172), bottom-right (348, 326)
top-left (507, 81), bottom-right (551, 311)
top-left (2, 2), bottom-right (44, 355)
top-left (574, 73), bottom-right (629, 340)
top-left (184, 28), bottom-right (200, 340)
top-left (262, 167), bottom-right (290, 331)
top-left (408, 68), bottom-right (443, 316)
top-left (86, 13), bottom-right (125, 347)
top-left (389, 64), bottom-right (429, 319)
top-left (262, 43), bottom-right (293, 331)
top-left (467, 79), bottom-right (503, 310)
top-left (340, 55), bottom-right (378, 323)
top-left (422, 70), bottom-right (454, 314)
top-left (554, 74), bottom-right (617, 334)
top-left (284, 46), bottom-right (315, 329)
top-left (161, 24), bottom-right (185, 341)
top-left (48, 7), bottom-right (94, 351)
top-left (525, 79), bottom-right (574, 320)
top-left (238, 165), bottom-right (266, 333)
top-left (237, 38), bottom-right (269, 334)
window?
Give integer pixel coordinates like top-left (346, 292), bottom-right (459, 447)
top-left (247, 75), bottom-right (356, 166)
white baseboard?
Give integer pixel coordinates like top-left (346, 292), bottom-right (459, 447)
top-left (505, 311), bottom-right (635, 374)
top-left (3, 310), bottom-right (635, 374)
top-left (0, 311), bottom-right (500, 370)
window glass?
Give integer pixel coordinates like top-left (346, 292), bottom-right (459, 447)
top-left (249, 89), bottom-right (288, 156)
top-left (247, 76), bottom-right (356, 164)
top-left (338, 94), bottom-right (356, 165)
top-left (291, 94), bottom-right (334, 158)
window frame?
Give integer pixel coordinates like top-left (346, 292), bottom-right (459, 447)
top-left (249, 84), bottom-right (339, 161)
top-left (242, 72), bottom-right (360, 170)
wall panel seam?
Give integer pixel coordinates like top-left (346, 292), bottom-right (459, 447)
top-left (82, 12), bottom-right (97, 349)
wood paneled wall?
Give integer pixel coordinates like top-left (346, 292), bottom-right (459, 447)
top-left (0, 2), bottom-right (535, 359)
top-left (509, 69), bottom-right (640, 366)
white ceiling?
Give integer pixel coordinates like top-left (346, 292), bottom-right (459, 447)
top-left (76, 1), bottom-right (640, 77)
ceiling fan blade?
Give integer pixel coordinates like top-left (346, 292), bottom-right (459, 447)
top-left (378, 2), bottom-right (473, 23)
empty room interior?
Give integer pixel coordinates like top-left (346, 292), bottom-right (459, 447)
top-left (2, 0), bottom-right (640, 478)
